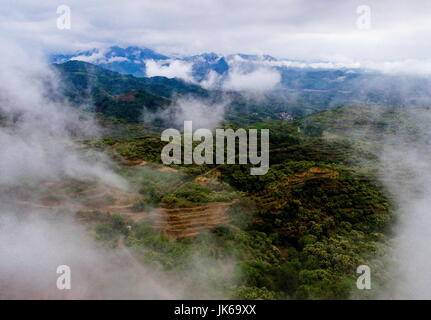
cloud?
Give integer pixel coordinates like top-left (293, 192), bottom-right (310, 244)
top-left (172, 97), bottom-right (227, 129)
top-left (199, 70), bottom-right (223, 89)
top-left (70, 49), bottom-right (132, 64)
top-left (265, 59), bottom-right (361, 70)
top-left (71, 49), bottom-right (107, 63)
top-left (144, 96), bottom-right (227, 129)
top-left (364, 59), bottom-right (431, 76)
top-left (377, 110), bottom-right (431, 298)
top-left (0, 39), bottom-right (188, 299)
top-left (145, 59), bottom-right (194, 81)
top-left (2, 0), bottom-right (431, 66)
top-left (105, 56), bottom-right (130, 63)
top-left (0, 38), bottom-right (243, 299)
top-left (223, 66), bottom-right (281, 92)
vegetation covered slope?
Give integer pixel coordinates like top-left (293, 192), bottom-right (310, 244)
top-left (53, 60), bottom-right (208, 98)
top-left (77, 104), bottom-right (397, 299)
top-left (52, 61), bottom-right (209, 124)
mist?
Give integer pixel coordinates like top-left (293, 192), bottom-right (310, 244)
top-left (145, 59), bottom-right (194, 82)
top-left (332, 103), bottom-right (431, 299)
top-left (377, 109), bottom-right (431, 299)
top-left (0, 39), bottom-right (181, 299)
top-left (0, 39), bottom-right (243, 299)
top-left (142, 95), bottom-right (228, 131)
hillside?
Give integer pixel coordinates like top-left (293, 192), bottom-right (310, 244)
top-left (52, 46), bottom-right (431, 111)
top-left (4, 62), bottom-right (405, 298)
top-left (53, 60), bottom-right (208, 98)
top-left (52, 61), bottom-right (210, 124)
top-left (62, 104), bottom-right (395, 299)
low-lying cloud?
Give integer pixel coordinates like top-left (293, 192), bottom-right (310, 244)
top-left (222, 66), bottom-right (281, 92)
top-left (145, 59), bottom-right (194, 82)
top-left (378, 109), bottom-right (431, 299)
top-left (0, 39), bottom-right (240, 299)
top-left (0, 39), bottom-right (186, 299)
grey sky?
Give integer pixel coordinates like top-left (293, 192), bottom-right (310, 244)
top-left (2, 0), bottom-right (431, 64)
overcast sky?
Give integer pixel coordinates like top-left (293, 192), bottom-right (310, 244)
top-left (3, 0), bottom-right (431, 64)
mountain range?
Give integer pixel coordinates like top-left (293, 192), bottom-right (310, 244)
top-left (51, 46), bottom-right (363, 86)
top-left (51, 46), bottom-right (431, 111)
top-left (4, 46), bottom-right (426, 300)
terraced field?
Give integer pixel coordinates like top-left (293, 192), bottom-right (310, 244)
top-left (150, 202), bottom-right (232, 239)
top-left (3, 163), bottom-right (234, 240)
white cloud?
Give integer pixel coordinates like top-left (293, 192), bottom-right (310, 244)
top-left (223, 67), bottom-right (281, 92)
top-left (70, 48), bottom-right (107, 63)
top-left (172, 97), bottom-right (226, 129)
top-left (2, 0), bottom-right (431, 66)
top-left (265, 59), bottom-right (361, 70)
top-left (364, 59), bottom-right (431, 76)
top-left (199, 70), bottom-right (222, 89)
top-left (105, 56), bottom-right (130, 63)
top-left (70, 49), bottom-right (132, 64)
top-left (145, 59), bottom-right (194, 81)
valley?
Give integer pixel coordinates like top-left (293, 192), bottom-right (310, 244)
top-left (1, 45), bottom-right (427, 300)
top-left (1, 99), bottom-right (401, 299)
top-left (4, 0), bottom-right (431, 304)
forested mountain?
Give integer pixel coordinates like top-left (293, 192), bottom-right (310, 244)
top-left (53, 60), bottom-right (208, 99)
top-left (75, 103), bottom-right (401, 299)
top-left (52, 60), bottom-right (209, 123)
top-left (3, 50), bottom-right (419, 299)
top-left (16, 54), bottom-right (419, 299)
top-left (52, 46), bottom-right (431, 110)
